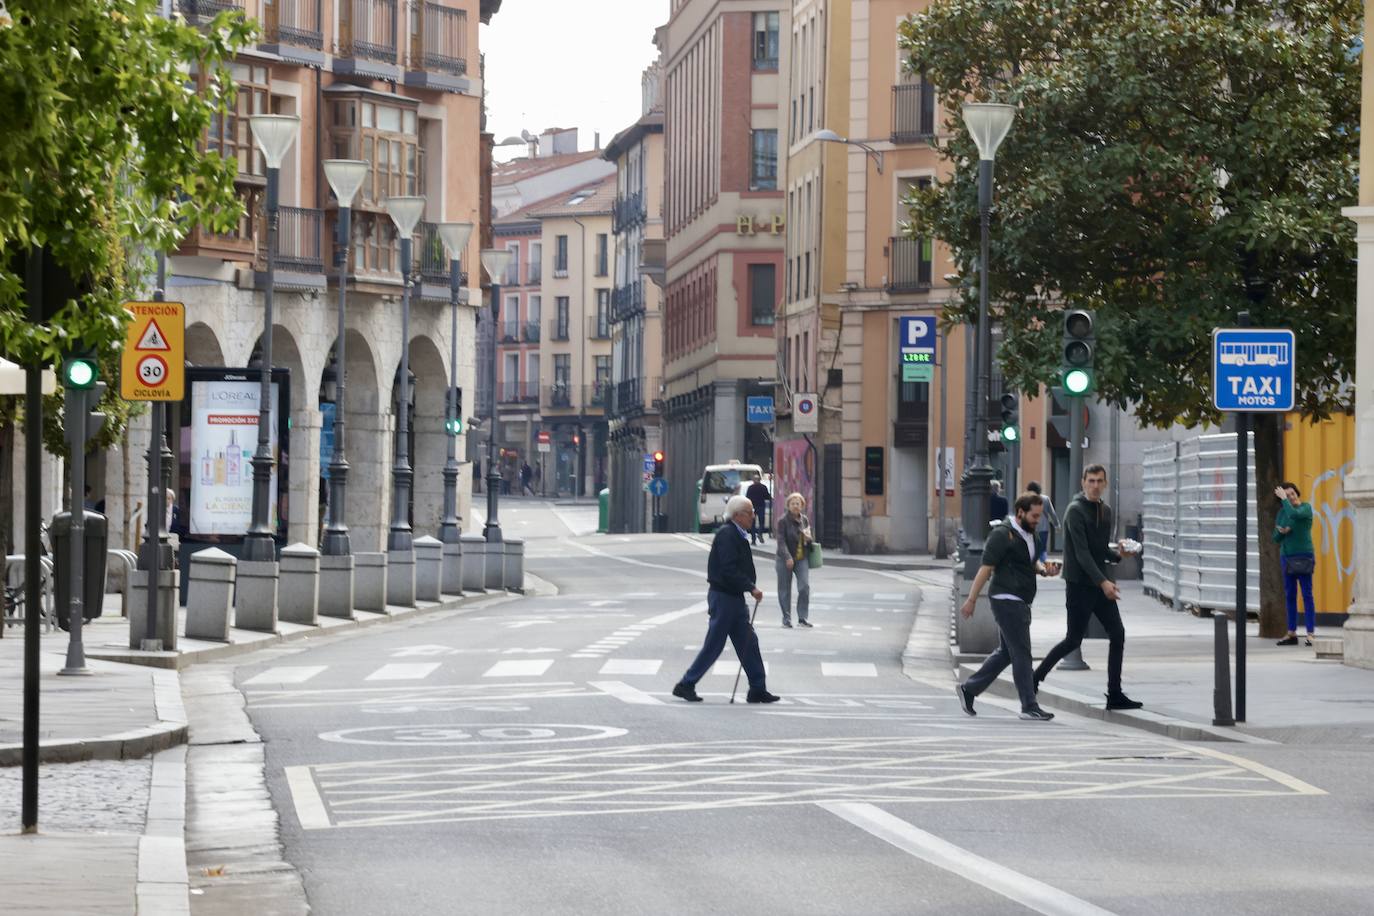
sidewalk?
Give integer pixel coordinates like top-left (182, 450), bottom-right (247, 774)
top-left (1, 584), bottom-right (511, 914)
top-left (951, 577), bottom-right (1374, 744)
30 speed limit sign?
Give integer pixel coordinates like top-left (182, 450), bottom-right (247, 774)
top-left (120, 301), bottom-right (184, 400)
top-left (137, 354), bottom-right (169, 388)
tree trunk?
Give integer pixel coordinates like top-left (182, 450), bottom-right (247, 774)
top-left (0, 420), bottom-right (12, 556)
top-left (1253, 413), bottom-right (1287, 638)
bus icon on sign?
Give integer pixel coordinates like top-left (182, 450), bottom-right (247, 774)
top-left (1218, 340), bottom-right (1289, 368)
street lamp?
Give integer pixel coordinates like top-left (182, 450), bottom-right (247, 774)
top-left (479, 247), bottom-right (514, 543)
top-left (437, 221), bottom-right (475, 544)
top-left (245, 114), bottom-right (301, 562)
top-left (958, 101), bottom-right (1015, 578)
top-left (385, 194), bottom-right (426, 552)
top-left (814, 128), bottom-right (885, 174)
top-left (320, 158), bottom-right (369, 557)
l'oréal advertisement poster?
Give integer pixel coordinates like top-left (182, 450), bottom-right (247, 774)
top-left (189, 379), bottom-right (281, 535)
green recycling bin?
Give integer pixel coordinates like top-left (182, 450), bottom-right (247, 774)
top-left (598, 488), bottom-right (610, 533)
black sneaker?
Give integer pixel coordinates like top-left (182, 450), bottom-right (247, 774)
top-left (1019, 708), bottom-right (1055, 721)
top-left (1105, 693), bottom-right (1144, 711)
top-left (781, 621), bottom-right (793, 628)
top-left (955, 683), bottom-right (976, 717)
top-left (1276, 635), bottom-right (1298, 646)
top-left (672, 682), bottom-right (703, 703)
top-left (746, 689), bottom-right (781, 704)
top-left (798, 620), bottom-right (813, 628)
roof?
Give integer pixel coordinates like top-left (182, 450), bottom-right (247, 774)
top-left (495, 185), bottom-right (579, 228)
top-left (603, 110), bottom-right (665, 161)
top-left (524, 175), bottom-right (617, 219)
top-left (493, 149), bottom-right (607, 185)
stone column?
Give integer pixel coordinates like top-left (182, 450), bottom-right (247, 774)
top-left (289, 407), bottom-right (323, 548)
top-left (1341, 207), bottom-right (1374, 669)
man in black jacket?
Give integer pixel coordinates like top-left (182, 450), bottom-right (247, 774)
top-left (673, 495), bottom-right (780, 703)
top-left (1034, 464), bottom-right (1144, 710)
top-left (956, 492), bottom-right (1058, 721)
top-left (745, 474), bottom-right (770, 544)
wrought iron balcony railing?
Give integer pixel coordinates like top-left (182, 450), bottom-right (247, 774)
top-left (258, 206), bottom-right (324, 274)
top-left (263, 0), bottom-right (322, 49)
top-left (411, 1), bottom-right (468, 75)
top-left (887, 237), bottom-right (933, 293)
top-left (892, 83), bottom-right (936, 144)
top-left (338, 0), bottom-right (398, 63)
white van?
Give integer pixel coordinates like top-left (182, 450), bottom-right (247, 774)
top-left (698, 460), bottom-right (765, 532)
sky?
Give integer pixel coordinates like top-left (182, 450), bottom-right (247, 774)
top-left (482, 0), bottom-right (667, 161)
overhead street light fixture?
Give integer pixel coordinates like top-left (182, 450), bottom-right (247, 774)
top-left (814, 128), bottom-right (885, 174)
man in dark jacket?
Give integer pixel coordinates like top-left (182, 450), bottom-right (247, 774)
top-left (673, 495), bottom-right (780, 704)
top-left (745, 474), bottom-right (770, 544)
top-left (956, 492), bottom-right (1058, 721)
top-left (1034, 464), bottom-right (1144, 710)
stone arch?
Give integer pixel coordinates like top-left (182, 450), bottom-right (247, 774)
top-left (407, 334), bottom-right (449, 537)
top-left (185, 321), bottom-right (225, 367)
top-left (249, 324), bottom-right (314, 545)
top-left (335, 329), bottom-right (387, 553)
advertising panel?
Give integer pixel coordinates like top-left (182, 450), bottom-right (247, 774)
top-left (773, 439), bottom-right (815, 517)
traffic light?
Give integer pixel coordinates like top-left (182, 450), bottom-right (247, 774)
top-left (445, 417), bottom-right (462, 435)
top-left (65, 380), bottom-right (107, 448)
top-left (445, 386), bottom-right (462, 435)
top-left (1061, 308), bottom-right (1095, 396)
top-left (999, 392), bottom-right (1019, 444)
top-left (653, 450), bottom-right (665, 478)
top-left (64, 357), bottom-right (98, 390)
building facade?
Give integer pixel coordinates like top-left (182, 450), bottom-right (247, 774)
top-left (661, 0), bottom-right (788, 531)
top-left (90, 0), bottom-right (498, 559)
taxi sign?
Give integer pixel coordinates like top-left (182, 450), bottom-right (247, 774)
top-left (121, 301), bottom-right (185, 401)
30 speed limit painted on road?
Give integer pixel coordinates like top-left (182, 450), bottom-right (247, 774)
top-left (136, 354), bottom-right (169, 388)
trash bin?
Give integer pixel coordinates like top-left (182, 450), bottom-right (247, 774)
top-left (598, 488), bottom-right (610, 533)
top-left (50, 510), bottom-right (108, 631)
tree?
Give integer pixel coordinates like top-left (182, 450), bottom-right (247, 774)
top-left (0, 1), bottom-right (253, 550)
top-left (900, 0), bottom-right (1361, 637)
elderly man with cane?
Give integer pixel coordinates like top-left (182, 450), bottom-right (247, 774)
top-left (673, 495), bottom-right (780, 704)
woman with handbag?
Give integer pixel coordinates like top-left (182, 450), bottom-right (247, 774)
top-left (1273, 481), bottom-right (1317, 646)
top-left (776, 492), bottom-right (814, 628)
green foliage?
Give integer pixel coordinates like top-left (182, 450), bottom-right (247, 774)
top-left (899, 0), bottom-right (1362, 427)
top-left (0, 0), bottom-right (254, 389)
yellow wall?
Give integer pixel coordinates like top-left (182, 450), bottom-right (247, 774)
top-left (1284, 413), bottom-right (1357, 614)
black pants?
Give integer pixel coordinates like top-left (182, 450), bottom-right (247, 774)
top-left (964, 598), bottom-right (1038, 712)
top-left (681, 590), bottom-right (766, 690)
top-left (1036, 580), bottom-right (1126, 694)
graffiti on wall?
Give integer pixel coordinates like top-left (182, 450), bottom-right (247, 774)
top-left (1309, 460), bottom-right (1356, 610)
top-left (774, 439), bottom-right (815, 519)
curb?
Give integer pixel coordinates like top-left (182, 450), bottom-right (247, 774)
top-left (136, 745), bottom-right (190, 915)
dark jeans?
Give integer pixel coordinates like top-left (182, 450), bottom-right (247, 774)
top-left (1282, 553), bottom-right (1316, 633)
top-left (1036, 580), bottom-right (1127, 694)
top-left (1035, 531), bottom-right (1049, 563)
top-left (681, 590), bottom-right (766, 690)
top-left (963, 598), bottom-right (1038, 712)
top-left (751, 505), bottom-right (767, 543)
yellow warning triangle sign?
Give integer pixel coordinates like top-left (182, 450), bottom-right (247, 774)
top-left (136, 319), bottom-right (171, 351)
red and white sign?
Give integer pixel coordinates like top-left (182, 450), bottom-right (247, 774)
top-left (793, 393), bottom-right (819, 433)
top-left (136, 354), bottom-right (169, 388)
top-left (537, 430), bottom-right (551, 444)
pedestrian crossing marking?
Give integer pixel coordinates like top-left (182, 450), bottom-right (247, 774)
top-left (820, 663), bottom-right (878, 677)
top-left (365, 663), bottom-right (441, 682)
top-left (483, 659), bottom-right (555, 678)
top-left (589, 680), bottom-right (664, 706)
top-left (708, 661), bottom-right (770, 677)
top-left (243, 666), bottom-right (328, 686)
top-left (598, 659), bottom-right (662, 676)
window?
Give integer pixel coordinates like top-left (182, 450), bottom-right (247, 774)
top-left (752, 12), bottom-right (778, 69)
top-left (595, 355), bottom-right (612, 388)
top-left (595, 233), bottom-right (608, 277)
top-left (750, 130), bottom-right (778, 191)
top-left (554, 234), bottom-right (569, 275)
top-left (506, 244), bottom-right (520, 286)
top-left (329, 94), bottom-right (423, 207)
top-left (207, 62), bottom-right (271, 177)
top-left (555, 296), bottom-right (570, 339)
top-left (528, 294), bottom-right (542, 323)
top-left (553, 355), bottom-right (571, 405)
top-left (529, 242), bottom-right (542, 283)
top-left (596, 289), bottom-right (610, 337)
top-left (749, 264), bottom-right (776, 326)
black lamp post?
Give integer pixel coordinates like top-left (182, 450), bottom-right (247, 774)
top-left (320, 158), bottom-right (370, 557)
top-left (958, 101), bottom-right (1016, 577)
top-left (384, 194), bottom-right (426, 552)
top-left (479, 248), bottom-right (514, 543)
top-left (244, 114), bottom-right (301, 562)
top-left (437, 221), bottom-right (474, 544)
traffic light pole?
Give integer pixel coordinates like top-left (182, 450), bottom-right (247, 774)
top-left (439, 257), bottom-right (463, 544)
top-left (1058, 393), bottom-right (1091, 672)
top-left (60, 383), bottom-right (92, 676)
top-left (141, 258), bottom-right (169, 650)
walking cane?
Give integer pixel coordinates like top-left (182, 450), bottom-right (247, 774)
top-left (729, 595), bottom-right (764, 704)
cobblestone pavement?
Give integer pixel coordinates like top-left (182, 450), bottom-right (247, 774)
top-left (0, 759), bottom-right (151, 834)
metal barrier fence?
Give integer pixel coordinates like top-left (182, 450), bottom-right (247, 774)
top-left (1141, 433), bottom-right (1259, 613)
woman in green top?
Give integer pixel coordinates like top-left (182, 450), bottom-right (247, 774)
top-left (1273, 481), bottom-right (1316, 646)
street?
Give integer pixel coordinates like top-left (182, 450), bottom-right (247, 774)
top-left (194, 501), bottom-right (1373, 915)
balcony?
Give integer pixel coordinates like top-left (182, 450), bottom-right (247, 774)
top-left (176, 0), bottom-right (243, 23)
top-left (612, 191), bottom-right (645, 234)
top-left (553, 264), bottom-right (569, 279)
top-left (549, 319), bottom-right (570, 342)
top-left (588, 316), bottom-right (612, 341)
top-left (611, 376), bottom-right (662, 420)
top-left (610, 281), bottom-right (644, 324)
top-left (526, 263), bottom-right (542, 285)
top-left (498, 381), bottom-right (539, 406)
top-left (336, 0), bottom-right (400, 81)
top-left (887, 237), bottom-right (932, 294)
top-left (586, 382), bottom-right (611, 411)
top-left (892, 83), bottom-right (936, 144)
top-left (544, 384), bottom-right (573, 409)
top-left (523, 320), bottom-right (541, 343)
top-left (500, 322), bottom-right (520, 344)
top-left (260, 0), bottom-right (325, 65)
top-left (406, 2), bottom-right (469, 93)
top-left (255, 206), bottom-right (325, 290)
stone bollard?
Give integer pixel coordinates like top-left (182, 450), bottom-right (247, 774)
top-left (460, 534), bottom-right (486, 592)
top-left (354, 553), bottom-right (387, 613)
top-left (234, 560), bottom-right (280, 633)
top-left (184, 548), bottom-right (235, 642)
top-left (413, 536), bottom-right (443, 602)
top-left (129, 568), bottom-right (179, 650)
top-left (483, 538), bottom-right (503, 590)
top-left (441, 538), bottom-right (464, 596)
top-left (386, 548), bottom-right (416, 608)
top-left (953, 565), bottom-right (999, 655)
top-left (318, 553), bottom-right (355, 620)
top-left (278, 543), bottom-right (320, 626)
top-left (503, 537), bottom-right (525, 592)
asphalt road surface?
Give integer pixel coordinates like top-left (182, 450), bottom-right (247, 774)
top-left (225, 500), bottom-right (1372, 915)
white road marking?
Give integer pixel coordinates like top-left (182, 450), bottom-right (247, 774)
top-left (365, 663), bottom-right (441, 682)
top-left (389, 645), bottom-right (456, 657)
top-left (643, 600), bottom-right (709, 626)
top-left (821, 663), bottom-right (879, 677)
top-left (243, 666), bottom-right (328, 686)
top-left (820, 802), bottom-right (1117, 916)
top-left (483, 659), bottom-right (555, 678)
top-left (566, 539), bottom-right (705, 577)
top-left (587, 600), bottom-right (623, 607)
top-left (570, 654), bottom-right (599, 659)
top-left (874, 593), bottom-right (908, 601)
top-left (589, 680), bottom-right (664, 705)
top-left (708, 661), bottom-right (770, 676)
top-left (598, 659), bottom-right (662, 676)
top-left (285, 766), bottom-right (333, 830)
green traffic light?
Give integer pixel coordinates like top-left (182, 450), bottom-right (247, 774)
top-left (1001, 425), bottom-right (1019, 443)
top-left (65, 359), bottom-right (97, 389)
top-left (445, 418), bottom-right (462, 435)
top-left (1063, 368), bottom-right (1093, 396)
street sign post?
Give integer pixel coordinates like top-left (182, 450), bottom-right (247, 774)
top-left (793, 393), bottom-right (819, 433)
top-left (746, 396), bottom-right (774, 424)
top-left (899, 316), bottom-right (937, 384)
top-left (648, 477), bottom-right (669, 497)
top-left (121, 302), bottom-right (185, 401)
top-left (537, 429), bottom-right (551, 454)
